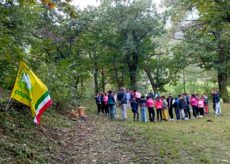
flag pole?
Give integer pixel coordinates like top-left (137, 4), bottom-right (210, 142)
top-left (5, 97), bottom-right (12, 110)
top-left (5, 61), bottom-right (21, 111)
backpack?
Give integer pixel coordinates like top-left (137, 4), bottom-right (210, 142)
top-left (204, 98), bottom-right (208, 105)
top-left (183, 99), bottom-right (188, 106)
top-left (173, 99), bottom-right (179, 108)
top-left (108, 95), bottom-right (115, 105)
top-left (163, 99), bottom-right (167, 109)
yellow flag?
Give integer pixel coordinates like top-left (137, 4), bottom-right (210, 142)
top-left (11, 61), bottom-right (52, 124)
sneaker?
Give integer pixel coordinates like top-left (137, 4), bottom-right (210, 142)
top-left (200, 115), bottom-right (203, 118)
top-left (185, 117), bottom-right (189, 120)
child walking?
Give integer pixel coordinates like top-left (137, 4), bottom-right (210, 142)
top-left (162, 96), bottom-right (169, 121)
top-left (103, 93), bottom-right (109, 115)
top-left (167, 94), bottom-right (174, 120)
top-left (173, 97), bottom-right (180, 120)
top-left (204, 94), bottom-right (209, 114)
top-left (190, 94), bottom-right (198, 118)
top-left (130, 98), bottom-right (139, 121)
top-left (140, 96), bottom-right (147, 122)
top-left (155, 97), bottom-right (163, 122)
top-left (197, 96), bottom-right (204, 117)
top-left (146, 96), bottom-right (155, 122)
top-left (108, 91), bottom-right (116, 120)
top-left (183, 94), bottom-right (191, 120)
top-left (179, 95), bottom-right (185, 120)
top-left (95, 93), bottom-right (102, 114)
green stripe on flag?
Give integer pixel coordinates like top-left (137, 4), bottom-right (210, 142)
top-left (35, 91), bottom-right (49, 110)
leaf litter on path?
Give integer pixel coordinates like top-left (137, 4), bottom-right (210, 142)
top-left (46, 116), bottom-right (156, 163)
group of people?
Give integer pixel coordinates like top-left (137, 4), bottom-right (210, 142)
top-left (94, 88), bottom-right (222, 122)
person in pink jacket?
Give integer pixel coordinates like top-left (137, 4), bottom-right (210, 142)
top-left (103, 93), bottom-right (109, 115)
top-left (197, 96), bottom-right (205, 117)
top-left (155, 97), bottom-right (163, 122)
top-left (190, 94), bottom-right (198, 118)
top-left (146, 96), bottom-right (155, 122)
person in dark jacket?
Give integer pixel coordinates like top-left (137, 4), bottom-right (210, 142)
top-left (173, 97), bottom-right (180, 120)
top-left (183, 94), bottom-right (191, 120)
top-left (100, 93), bottom-right (105, 114)
top-left (117, 87), bottom-right (127, 120)
top-left (139, 96), bottom-right (147, 122)
top-left (95, 93), bottom-right (102, 114)
top-left (167, 94), bottom-right (174, 120)
top-left (178, 95), bottom-right (185, 120)
top-left (213, 90), bottom-right (221, 117)
top-left (131, 97), bottom-right (139, 121)
top-left (212, 90), bottom-right (216, 112)
top-left (107, 90), bottom-right (116, 120)
top-left (147, 90), bottom-right (155, 99)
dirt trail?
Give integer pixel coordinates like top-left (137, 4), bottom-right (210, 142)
top-left (49, 116), bottom-right (155, 164)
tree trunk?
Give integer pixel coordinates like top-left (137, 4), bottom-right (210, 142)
top-left (94, 66), bottom-right (99, 94)
top-left (112, 57), bottom-right (124, 88)
top-left (75, 76), bottom-right (80, 91)
top-left (127, 51), bottom-right (138, 90)
top-left (213, 31), bottom-right (229, 102)
top-left (217, 45), bottom-right (229, 102)
top-left (101, 69), bottom-right (105, 93)
top-left (89, 52), bottom-right (99, 94)
top-left (183, 69), bottom-right (186, 93)
top-left (144, 68), bottom-right (157, 93)
top-left (218, 71), bottom-right (229, 102)
top-left (129, 67), bottom-right (137, 90)
top-left (93, 59), bottom-right (99, 94)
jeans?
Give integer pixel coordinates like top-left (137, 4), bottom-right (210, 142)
top-left (157, 109), bottom-right (162, 122)
top-left (132, 108), bottom-right (139, 121)
top-left (175, 108), bottom-right (180, 120)
top-left (109, 105), bottom-right (116, 120)
top-left (179, 109), bottom-right (185, 120)
top-left (148, 107), bottom-right (155, 122)
top-left (215, 102), bottom-right (221, 116)
top-left (104, 105), bottom-right (109, 115)
top-left (213, 103), bottom-right (216, 112)
top-left (141, 108), bottom-right (147, 122)
top-left (121, 103), bottom-right (127, 120)
top-left (168, 106), bottom-right (174, 119)
top-left (97, 104), bottom-right (102, 114)
top-left (192, 105), bottom-right (197, 118)
top-left (197, 107), bottom-right (204, 116)
top-left (184, 106), bottom-right (191, 119)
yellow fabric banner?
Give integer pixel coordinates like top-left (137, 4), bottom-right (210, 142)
top-left (10, 61), bottom-right (49, 116)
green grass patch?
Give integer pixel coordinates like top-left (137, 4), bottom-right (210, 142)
top-left (0, 106), bottom-right (74, 163)
top-left (123, 103), bottom-right (230, 163)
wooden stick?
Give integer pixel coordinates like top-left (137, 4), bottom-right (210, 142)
top-left (5, 98), bottom-right (12, 110)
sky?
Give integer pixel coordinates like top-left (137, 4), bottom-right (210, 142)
top-left (71, 0), bottom-right (100, 8)
top-left (72, 0), bottom-right (162, 9)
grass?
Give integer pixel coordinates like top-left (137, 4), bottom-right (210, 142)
top-left (0, 107), bottom-right (74, 163)
top-left (123, 103), bottom-right (230, 163)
